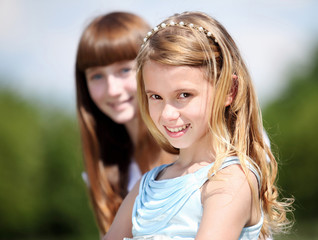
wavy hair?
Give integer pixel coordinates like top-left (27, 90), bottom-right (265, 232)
top-left (75, 12), bottom-right (165, 234)
top-left (136, 11), bottom-right (293, 238)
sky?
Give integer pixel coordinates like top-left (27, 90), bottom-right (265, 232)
top-left (0, 0), bottom-right (317, 111)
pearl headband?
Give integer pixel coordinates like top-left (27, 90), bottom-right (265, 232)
top-left (141, 21), bottom-right (218, 49)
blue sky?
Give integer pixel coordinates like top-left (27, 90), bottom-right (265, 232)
top-left (0, 0), bottom-right (317, 110)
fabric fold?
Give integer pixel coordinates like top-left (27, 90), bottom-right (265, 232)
top-left (131, 156), bottom-right (263, 239)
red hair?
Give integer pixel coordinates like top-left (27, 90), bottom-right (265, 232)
top-left (75, 12), bottom-right (172, 234)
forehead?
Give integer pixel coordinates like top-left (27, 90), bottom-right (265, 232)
top-left (143, 60), bottom-right (207, 90)
top-left (85, 60), bottom-right (136, 74)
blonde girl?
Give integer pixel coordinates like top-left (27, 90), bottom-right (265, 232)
top-left (104, 11), bottom-right (293, 240)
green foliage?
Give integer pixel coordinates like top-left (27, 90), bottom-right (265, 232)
top-left (1, 45), bottom-right (318, 238)
top-left (263, 46), bottom-right (318, 220)
top-left (275, 219), bottom-right (318, 240)
top-left (0, 89), bottom-right (99, 238)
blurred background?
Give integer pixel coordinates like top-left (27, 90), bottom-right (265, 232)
top-left (0, 0), bottom-right (317, 239)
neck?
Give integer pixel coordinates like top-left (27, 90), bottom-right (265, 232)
top-left (124, 116), bottom-right (139, 147)
top-left (176, 135), bottom-right (215, 169)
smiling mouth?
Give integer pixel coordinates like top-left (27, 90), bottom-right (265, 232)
top-left (165, 124), bottom-right (191, 133)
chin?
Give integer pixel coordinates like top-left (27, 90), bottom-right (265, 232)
top-left (167, 141), bottom-right (190, 150)
top-left (112, 112), bottom-right (136, 124)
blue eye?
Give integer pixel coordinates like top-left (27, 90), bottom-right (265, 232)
top-left (121, 68), bottom-right (131, 73)
top-left (91, 74), bottom-right (103, 80)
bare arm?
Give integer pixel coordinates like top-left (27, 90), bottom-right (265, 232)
top-left (196, 165), bottom-right (260, 240)
top-left (103, 179), bottom-right (141, 240)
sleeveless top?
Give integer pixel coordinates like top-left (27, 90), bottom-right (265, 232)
top-left (128, 156), bottom-right (263, 240)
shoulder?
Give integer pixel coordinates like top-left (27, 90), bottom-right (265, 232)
top-left (203, 164), bottom-right (260, 223)
top-left (197, 164), bottom-right (260, 239)
top-left (104, 179), bottom-right (141, 240)
top-left (202, 163), bottom-right (258, 207)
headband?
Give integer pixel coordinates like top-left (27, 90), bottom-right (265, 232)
top-left (141, 21), bottom-right (218, 49)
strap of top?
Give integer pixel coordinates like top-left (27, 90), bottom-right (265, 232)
top-left (215, 156), bottom-right (261, 188)
top-left (132, 156), bottom-right (262, 236)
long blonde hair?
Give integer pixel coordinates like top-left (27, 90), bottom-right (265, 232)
top-left (75, 12), bottom-right (167, 234)
top-left (136, 11), bottom-right (293, 238)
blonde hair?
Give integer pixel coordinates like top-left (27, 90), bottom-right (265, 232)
top-left (137, 11), bottom-right (293, 238)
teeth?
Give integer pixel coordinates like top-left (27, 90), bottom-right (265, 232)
top-left (166, 124), bottom-right (189, 133)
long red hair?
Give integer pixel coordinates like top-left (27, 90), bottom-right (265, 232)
top-left (75, 12), bottom-right (171, 234)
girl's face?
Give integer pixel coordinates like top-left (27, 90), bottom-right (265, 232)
top-left (143, 60), bottom-right (213, 150)
top-left (85, 60), bottom-right (137, 124)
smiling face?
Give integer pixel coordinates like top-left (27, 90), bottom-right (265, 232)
top-left (85, 60), bottom-right (137, 124)
top-left (143, 60), bottom-right (213, 150)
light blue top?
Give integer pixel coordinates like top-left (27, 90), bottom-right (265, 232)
top-left (130, 156), bottom-right (263, 240)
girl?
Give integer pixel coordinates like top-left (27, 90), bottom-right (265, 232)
top-left (75, 12), bottom-right (173, 235)
top-left (104, 11), bottom-right (293, 239)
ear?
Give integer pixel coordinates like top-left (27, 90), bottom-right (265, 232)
top-left (225, 74), bottom-right (238, 107)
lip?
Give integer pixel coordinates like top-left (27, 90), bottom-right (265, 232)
top-left (164, 123), bottom-right (190, 138)
top-left (107, 97), bottom-right (134, 110)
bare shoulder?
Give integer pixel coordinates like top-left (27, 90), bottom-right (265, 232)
top-left (196, 164), bottom-right (260, 240)
top-left (201, 163), bottom-right (258, 201)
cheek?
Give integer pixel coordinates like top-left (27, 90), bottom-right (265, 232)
top-left (87, 82), bottom-right (106, 103)
top-left (148, 102), bottom-right (156, 120)
top-left (124, 74), bottom-right (137, 93)
top-left (148, 102), bottom-right (160, 125)
top-left (189, 99), bottom-right (209, 122)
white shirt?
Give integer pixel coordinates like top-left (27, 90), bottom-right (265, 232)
top-left (127, 160), bottom-right (142, 191)
top-left (81, 159), bottom-right (141, 192)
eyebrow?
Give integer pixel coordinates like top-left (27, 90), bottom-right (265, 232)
top-left (145, 88), bottom-right (196, 94)
top-left (145, 89), bottom-right (155, 94)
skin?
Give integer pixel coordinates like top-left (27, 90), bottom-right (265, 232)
top-left (103, 60), bottom-right (261, 240)
top-left (85, 60), bottom-right (139, 144)
top-left (104, 180), bottom-right (140, 240)
top-left (144, 61), bottom-right (214, 172)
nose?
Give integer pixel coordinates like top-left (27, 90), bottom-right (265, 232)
top-left (161, 103), bottom-right (180, 121)
top-left (106, 75), bottom-right (121, 97)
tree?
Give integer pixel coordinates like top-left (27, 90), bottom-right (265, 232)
top-left (0, 89), bottom-right (98, 238)
top-left (263, 46), bottom-right (318, 220)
